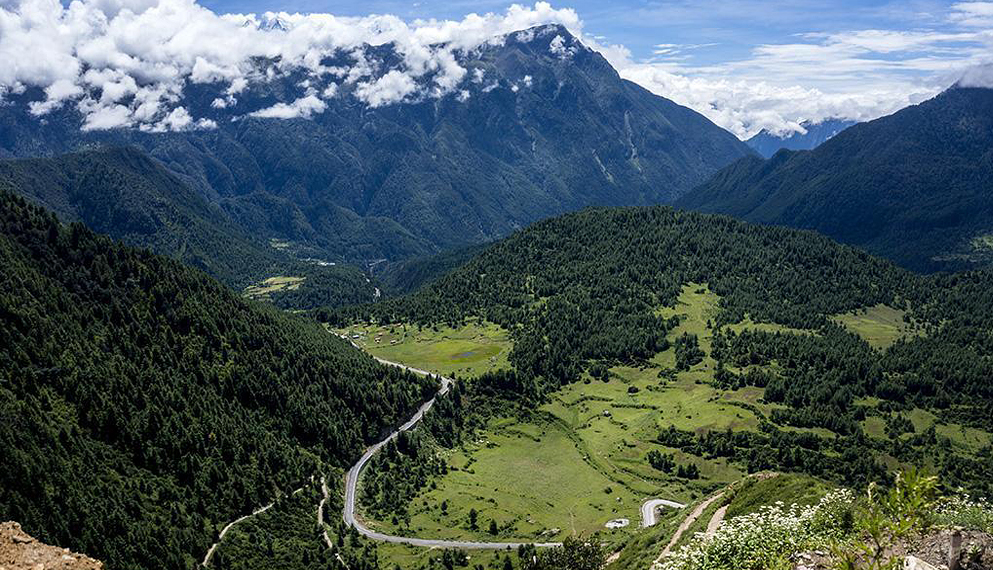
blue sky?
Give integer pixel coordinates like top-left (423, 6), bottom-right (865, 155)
top-left (190, 0), bottom-right (993, 135)
top-left (195, 0), bottom-right (963, 66)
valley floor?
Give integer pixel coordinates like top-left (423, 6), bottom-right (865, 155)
top-left (333, 284), bottom-right (990, 569)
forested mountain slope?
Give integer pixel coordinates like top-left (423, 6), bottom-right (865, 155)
top-left (0, 25), bottom-right (753, 264)
top-left (329, 206), bottom-right (993, 492)
top-left (678, 87), bottom-right (993, 272)
top-left (0, 147), bottom-right (280, 287)
top-left (0, 190), bottom-right (435, 570)
top-left (0, 146), bottom-right (382, 308)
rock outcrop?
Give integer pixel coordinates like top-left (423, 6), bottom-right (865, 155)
top-left (0, 522), bottom-right (102, 570)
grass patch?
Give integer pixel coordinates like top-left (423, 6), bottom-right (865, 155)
top-left (339, 319), bottom-right (512, 377)
top-left (832, 304), bottom-right (920, 350)
top-left (366, 416), bottom-right (643, 543)
top-left (725, 473), bottom-right (833, 518)
top-left (244, 275), bottom-right (305, 299)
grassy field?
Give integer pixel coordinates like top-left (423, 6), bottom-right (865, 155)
top-left (724, 473), bottom-right (833, 518)
top-left (354, 284), bottom-right (828, 566)
top-left (244, 275), bottom-right (305, 300)
top-left (861, 404), bottom-right (991, 451)
top-left (832, 304), bottom-right (920, 350)
top-left (338, 319), bottom-right (512, 378)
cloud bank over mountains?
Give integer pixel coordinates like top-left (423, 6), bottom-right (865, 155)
top-left (0, 0), bottom-right (581, 131)
top-left (0, 0), bottom-right (990, 137)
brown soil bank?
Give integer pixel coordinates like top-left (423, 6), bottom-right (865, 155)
top-left (794, 529), bottom-right (993, 570)
top-left (0, 522), bottom-right (102, 570)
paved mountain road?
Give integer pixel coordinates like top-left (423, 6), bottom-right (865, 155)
top-left (203, 331), bottom-right (693, 562)
top-left (640, 499), bottom-right (687, 527)
top-left (341, 353), bottom-right (563, 549)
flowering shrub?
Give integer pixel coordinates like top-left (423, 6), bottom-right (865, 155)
top-left (933, 495), bottom-right (993, 533)
top-left (656, 470), bottom-right (993, 570)
top-left (656, 489), bottom-right (856, 570)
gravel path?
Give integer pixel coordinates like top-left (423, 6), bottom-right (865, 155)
top-left (654, 492), bottom-right (725, 564)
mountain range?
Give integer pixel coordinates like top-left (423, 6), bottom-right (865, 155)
top-left (0, 25), bottom-right (753, 270)
top-left (745, 118), bottom-right (857, 158)
top-left (679, 87), bottom-right (993, 272)
top-left (4, 14), bottom-right (993, 570)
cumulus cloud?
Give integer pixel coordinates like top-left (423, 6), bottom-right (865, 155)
top-left (354, 70), bottom-right (417, 107)
top-left (0, 0), bottom-right (990, 137)
top-left (0, 0), bottom-right (581, 130)
top-left (28, 79), bottom-right (84, 115)
top-left (249, 92), bottom-right (326, 118)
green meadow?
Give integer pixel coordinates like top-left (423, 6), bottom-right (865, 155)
top-left (338, 318), bottom-right (511, 378)
top-left (355, 285), bottom-right (808, 553)
top-left (346, 284), bottom-right (987, 568)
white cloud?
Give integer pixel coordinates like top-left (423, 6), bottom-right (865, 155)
top-left (80, 103), bottom-right (133, 130)
top-left (950, 2), bottom-right (993, 27)
top-left (0, 0), bottom-right (990, 138)
top-left (142, 105), bottom-right (215, 131)
top-left (249, 92), bottom-right (326, 118)
top-left (0, 0), bottom-right (582, 129)
top-left (355, 70), bottom-right (417, 107)
top-left (959, 63), bottom-right (993, 87)
top-left (28, 78), bottom-right (84, 115)
top-left (588, 9), bottom-right (993, 138)
top-left (549, 34), bottom-right (577, 59)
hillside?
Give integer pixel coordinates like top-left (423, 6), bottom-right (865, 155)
top-left (678, 87), bottom-right (993, 272)
top-left (0, 147), bottom-right (282, 287)
top-left (330, 206), bottom-right (993, 495)
top-left (0, 190), bottom-right (435, 570)
top-left (0, 25), bottom-right (753, 264)
top-left (0, 147), bottom-right (382, 308)
top-left (1, 521), bottom-right (103, 570)
top-left (745, 118), bottom-right (856, 158)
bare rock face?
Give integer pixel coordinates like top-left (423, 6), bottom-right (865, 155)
top-left (0, 522), bottom-right (102, 570)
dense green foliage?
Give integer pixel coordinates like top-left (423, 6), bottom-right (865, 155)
top-left (267, 264), bottom-right (377, 311)
top-left (673, 333), bottom-right (705, 371)
top-left (518, 538), bottom-right (605, 570)
top-left (0, 25), bottom-right (752, 266)
top-left (361, 431), bottom-right (450, 526)
top-left (0, 146), bottom-right (378, 310)
top-left (214, 473), bottom-right (386, 570)
top-left (327, 206), bottom-right (909, 390)
top-left (0, 146), bottom-right (279, 287)
top-left (211, 485), bottom-right (331, 570)
top-left (680, 87), bottom-right (993, 273)
top-left (0, 190), bottom-right (435, 570)
top-left (377, 243), bottom-right (493, 296)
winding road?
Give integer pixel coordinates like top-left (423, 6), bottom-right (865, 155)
top-left (342, 354), bottom-right (563, 549)
top-left (202, 331), bottom-right (692, 563)
top-left (640, 499), bottom-right (686, 528)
